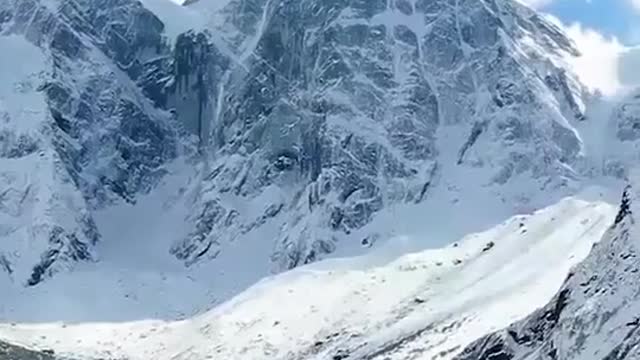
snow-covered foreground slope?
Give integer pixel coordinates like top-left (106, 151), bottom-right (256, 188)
top-left (454, 186), bottom-right (640, 360)
top-left (0, 196), bottom-right (615, 360)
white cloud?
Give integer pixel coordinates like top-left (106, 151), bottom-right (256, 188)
top-left (542, 15), bottom-right (633, 96)
top-left (515, 1), bottom-right (640, 95)
top-left (562, 21), bottom-right (627, 96)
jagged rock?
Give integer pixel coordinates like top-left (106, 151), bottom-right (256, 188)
top-left (0, 341), bottom-right (61, 360)
top-left (177, 0), bottom-right (591, 270)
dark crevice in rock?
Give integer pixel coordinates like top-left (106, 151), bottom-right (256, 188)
top-left (615, 185), bottom-right (633, 225)
top-left (457, 121), bottom-right (486, 165)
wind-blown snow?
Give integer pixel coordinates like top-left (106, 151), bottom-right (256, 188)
top-left (0, 196), bottom-right (616, 360)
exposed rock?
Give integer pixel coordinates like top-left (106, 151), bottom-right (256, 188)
top-left (0, 341), bottom-right (62, 360)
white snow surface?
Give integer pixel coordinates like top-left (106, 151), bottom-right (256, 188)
top-left (0, 195), bottom-right (616, 359)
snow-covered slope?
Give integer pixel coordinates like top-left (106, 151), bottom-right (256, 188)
top-left (0, 195), bottom-right (616, 360)
top-left (454, 185), bottom-right (640, 360)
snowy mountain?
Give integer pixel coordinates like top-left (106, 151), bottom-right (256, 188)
top-left (2, 0), bottom-right (600, 286)
top-left (2, 0), bottom-right (640, 358)
top-left (173, 0), bottom-right (592, 273)
top-left (0, 0), bottom-right (599, 288)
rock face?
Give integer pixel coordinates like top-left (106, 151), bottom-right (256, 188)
top-left (454, 186), bottom-right (640, 360)
top-left (0, 341), bottom-right (60, 360)
top-left (173, 0), bottom-right (592, 271)
top-left (0, 0), bottom-right (179, 285)
top-left (0, 0), bottom-right (624, 285)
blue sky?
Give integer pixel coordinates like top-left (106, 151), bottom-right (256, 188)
top-left (530, 0), bottom-right (640, 45)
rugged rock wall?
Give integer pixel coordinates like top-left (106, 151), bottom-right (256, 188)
top-left (0, 341), bottom-right (60, 360)
top-left (0, 0), bottom-right (625, 285)
top-left (174, 0), bottom-right (592, 270)
top-left (0, 0), bottom-right (184, 285)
